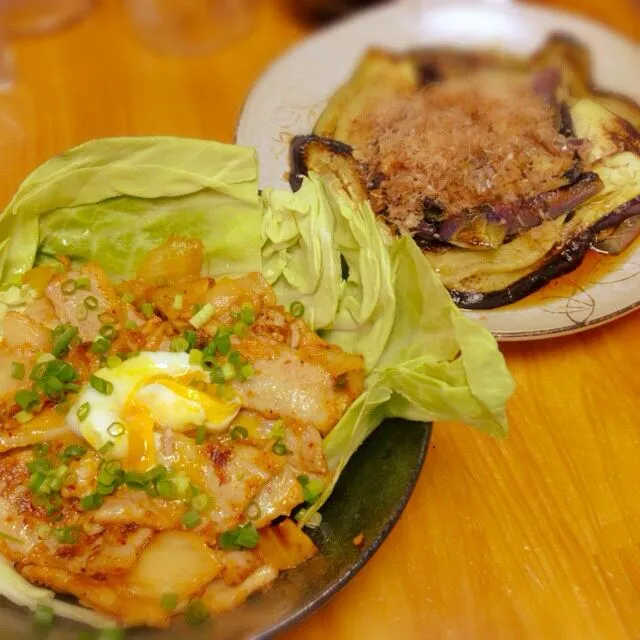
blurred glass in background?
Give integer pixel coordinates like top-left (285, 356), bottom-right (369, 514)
top-left (0, 0), bottom-right (93, 36)
top-left (124, 0), bottom-right (255, 55)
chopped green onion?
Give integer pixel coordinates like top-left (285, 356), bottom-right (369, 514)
top-left (90, 375), bottom-right (113, 396)
top-left (124, 470), bottom-right (147, 489)
top-left (153, 478), bottom-right (175, 500)
top-left (53, 526), bottom-right (80, 545)
top-left (33, 602), bottom-right (55, 627)
top-left (84, 295), bottom-right (99, 310)
top-left (170, 336), bottom-right (189, 353)
top-left (189, 349), bottom-right (203, 366)
top-left (181, 510), bottom-right (201, 529)
top-left (140, 302), bottom-right (155, 318)
top-left (121, 292), bottom-right (135, 304)
top-left (11, 362), bottom-right (25, 380)
top-left (34, 443), bottom-right (49, 457)
top-left (15, 410), bottom-right (34, 424)
top-left (241, 303), bottom-right (255, 325)
top-left (184, 599), bottom-right (210, 626)
top-left (75, 305), bottom-right (88, 320)
top-left (144, 466), bottom-right (168, 485)
top-left (238, 363), bottom-right (254, 381)
top-left (228, 350), bottom-right (244, 367)
top-left (189, 302), bottom-right (214, 329)
top-left (107, 422), bottom-right (125, 437)
top-left (60, 279), bottom-right (77, 295)
top-left (124, 319), bottom-right (138, 330)
top-left (98, 312), bottom-right (116, 324)
top-left (99, 324), bottom-right (117, 340)
top-left (52, 325), bottom-right (78, 357)
top-left (244, 501), bottom-right (261, 521)
top-left (218, 522), bottom-right (259, 550)
top-left (172, 294), bottom-right (183, 311)
top-left (29, 362), bottom-right (48, 381)
top-left (290, 301), bottom-right (305, 318)
top-left (90, 337), bottom-right (111, 354)
top-left (107, 355), bottom-right (122, 369)
top-left (75, 276), bottom-right (90, 289)
top-left (98, 441), bottom-right (115, 456)
top-left (233, 321), bottom-right (248, 337)
top-left (61, 444), bottom-right (87, 461)
top-left (27, 458), bottom-right (52, 475)
top-left (77, 402), bottom-right (91, 422)
top-left (80, 493), bottom-right (104, 511)
top-left (297, 475), bottom-right (324, 504)
top-left (184, 330), bottom-right (197, 350)
top-left (191, 493), bottom-right (211, 513)
top-left (45, 493), bottom-right (62, 514)
top-left (230, 425), bottom-right (248, 441)
top-left (209, 365), bottom-right (224, 384)
top-left (215, 333), bottom-right (231, 355)
top-left (15, 389), bottom-right (39, 411)
top-left (160, 592), bottom-right (179, 612)
top-left (271, 438), bottom-right (290, 456)
top-left (221, 362), bottom-right (236, 381)
top-left (195, 425), bottom-right (206, 445)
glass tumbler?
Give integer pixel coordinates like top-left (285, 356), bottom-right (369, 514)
top-left (0, 0), bottom-right (94, 36)
top-left (124, 0), bottom-right (255, 56)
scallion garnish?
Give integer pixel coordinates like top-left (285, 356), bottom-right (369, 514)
top-left (15, 410), bottom-right (34, 424)
top-left (15, 389), bottom-right (39, 411)
top-left (238, 363), bottom-right (254, 381)
top-left (181, 510), bottom-right (201, 529)
top-left (77, 402), bottom-right (91, 422)
top-left (121, 292), bottom-right (134, 304)
top-left (244, 501), bottom-right (261, 521)
top-left (184, 599), bottom-right (210, 626)
top-left (232, 321), bottom-right (247, 337)
top-left (218, 522), bottom-right (259, 550)
top-left (170, 336), bottom-right (189, 353)
top-left (61, 444), bottom-right (87, 461)
top-left (80, 493), bottom-right (104, 511)
top-left (107, 422), bottom-right (125, 437)
top-left (90, 375), bottom-right (114, 396)
top-left (271, 438), bottom-right (290, 456)
top-left (10, 362), bottom-right (25, 380)
top-left (160, 592), bottom-right (179, 612)
top-left (84, 295), bottom-right (99, 310)
top-left (124, 319), bottom-right (138, 330)
top-left (53, 526), bottom-right (80, 545)
top-left (189, 302), bottom-right (214, 329)
top-left (230, 425), bottom-right (248, 441)
top-left (191, 493), bottom-right (211, 513)
top-left (90, 337), bottom-right (111, 354)
top-left (189, 349), bottom-right (203, 366)
top-left (99, 324), bottom-right (117, 340)
top-left (195, 425), bottom-right (206, 445)
top-left (140, 302), bottom-right (155, 318)
top-left (157, 479), bottom-right (177, 499)
top-left (51, 325), bottom-right (78, 357)
top-left (172, 294), bottom-right (183, 311)
top-left (297, 475), bottom-right (324, 504)
top-left (107, 355), bottom-right (122, 369)
top-left (221, 362), bottom-right (236, 381)
top-left (33, 603), bottom-right (55, 627)
top-left (98, 312), bottom-right (116, 325)
top-left (60, 279), bottom-right (77, 295)
top-left (75, 276), bottom-right (90, 289)
top-left (290, 300), bottom-right (305, 318)
top-left (241, 303), bottom-right (255, 325)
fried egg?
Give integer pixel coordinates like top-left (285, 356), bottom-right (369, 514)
top-left (67, 352), bottom-right (240, 470)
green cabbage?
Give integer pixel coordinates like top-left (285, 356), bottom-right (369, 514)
top-left (262, 173), bottom-right (514, 518)
top-left (0, 137), bottom-right (262, 284)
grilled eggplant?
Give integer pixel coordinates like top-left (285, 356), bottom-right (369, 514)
top-left (292, 35), bottom-right (640, 309)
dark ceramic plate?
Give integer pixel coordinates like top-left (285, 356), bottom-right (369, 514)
top-left (0, 418), bottom-right (430, 639)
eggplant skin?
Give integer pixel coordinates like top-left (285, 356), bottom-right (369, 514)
top-left (449, 233), bottom-right (591, 309)
top-left (290, 135), bottom-right (353, 192)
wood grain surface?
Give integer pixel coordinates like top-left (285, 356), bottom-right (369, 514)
top-left (0, 1), bottom-right (638, 638)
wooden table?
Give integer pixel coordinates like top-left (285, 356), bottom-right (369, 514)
top-left (1, 1), bottom-right (639, 638)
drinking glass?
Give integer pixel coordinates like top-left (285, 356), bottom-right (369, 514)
top-left (0, 0), bottom-right (94, 36)
top-left (124, 0), bottom-right (255, 56)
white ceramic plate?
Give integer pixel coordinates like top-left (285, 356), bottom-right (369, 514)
top-left (236, 0), bottom-right (640, 341)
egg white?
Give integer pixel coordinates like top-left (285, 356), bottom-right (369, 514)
top-left (67, 352), bottom-right (240, 467)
